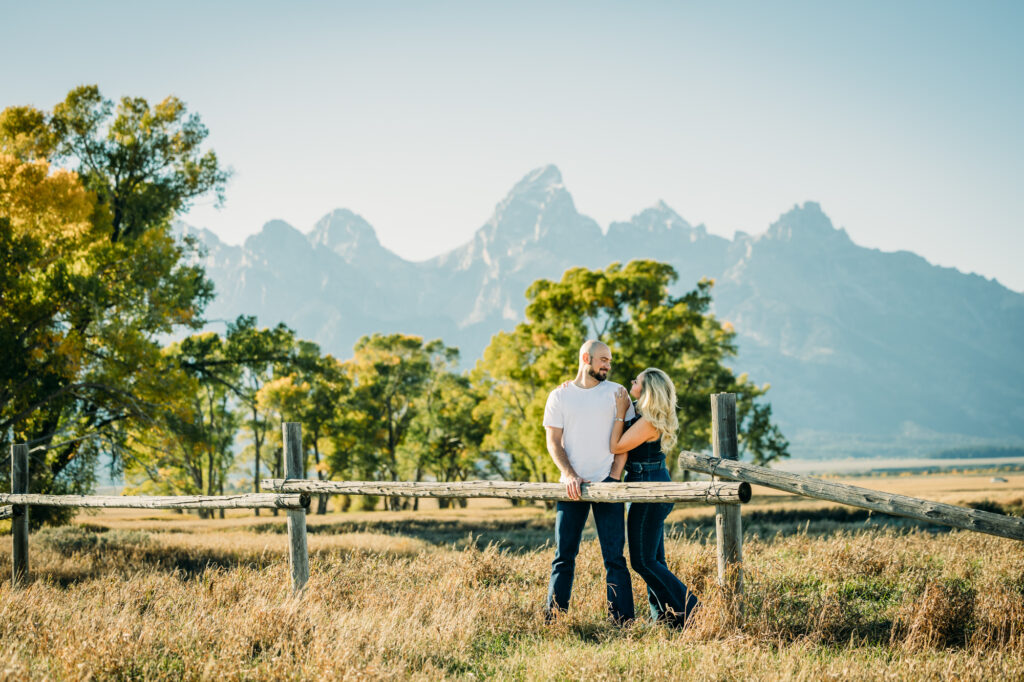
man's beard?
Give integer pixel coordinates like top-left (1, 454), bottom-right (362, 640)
top-left (587, 367), bottom-right (608, 382)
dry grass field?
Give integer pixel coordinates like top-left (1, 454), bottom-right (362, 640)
top-left (1, 471), bottom-right (1023, 680)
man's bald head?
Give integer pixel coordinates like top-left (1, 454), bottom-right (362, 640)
top-left (579, 339), bottom-right (608, 362)
top-left (579, 339), bottom-right (611, 382)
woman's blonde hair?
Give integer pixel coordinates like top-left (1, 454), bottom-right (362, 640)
top-left (636, 368), bottom-right (679, 451)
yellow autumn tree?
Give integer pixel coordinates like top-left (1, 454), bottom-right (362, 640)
top-left (1, 86), bottom-right (228, 525)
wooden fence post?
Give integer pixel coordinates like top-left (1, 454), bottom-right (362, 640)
top-left (12, 443), bottom-right (29, 588)
top-left (283, 423), bottom-right (309, 592)
top-left (711, 394), bottom-right (743, 613)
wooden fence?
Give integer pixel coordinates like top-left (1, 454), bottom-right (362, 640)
top-left (2, 434), bottom-right (312, 590)
top-left (2, 419), bottom-right (750, 592)
top-left (5, 395), bottom-right (1023, 611)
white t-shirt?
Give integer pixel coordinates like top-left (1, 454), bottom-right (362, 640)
top-left (543, 380), bottom-right (636, 483)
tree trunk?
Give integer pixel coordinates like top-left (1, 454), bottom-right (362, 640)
top-left (313, 433), bottom-right (327, 515)
top-left (204, 445), bottom-right (215, 521)
top-left (272, 445), bottom-right (282, 517)
top-left (412, 466), bottom-right (422, 511)
top-left (252, 406), bottom-right (262, 517)
top-left (385, 399), bottom-right (400, 511)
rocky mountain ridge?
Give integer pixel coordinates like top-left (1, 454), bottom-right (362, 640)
top-left (176, 165), bottom-right (1024, 447)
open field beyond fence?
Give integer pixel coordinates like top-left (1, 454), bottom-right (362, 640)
top-left (2, 472), bottom-right (1023, 681)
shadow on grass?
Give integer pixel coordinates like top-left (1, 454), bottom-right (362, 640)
top-left (257, 517), bottom-right (558, 552)
top-left (23, 549), bottom-right (279, 588)
top-left (251, 500), bottom-right (1023, 551)
top-left (668, 500), bottom-right (1022, 540)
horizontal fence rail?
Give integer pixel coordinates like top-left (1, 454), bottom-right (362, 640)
top-left (678, 451), bottom-right (1024, 542)
top-left (261, 479), bottom-right (752, 505)
top-left (0, 492), bottom-right (310, 511)
top-left (6, 426), bottom-right (315, 591)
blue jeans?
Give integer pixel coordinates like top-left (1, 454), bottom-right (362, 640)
top-left (625, 460), bottom-right (700, 626)
top-left (546, 476), bottom-right (635, 623)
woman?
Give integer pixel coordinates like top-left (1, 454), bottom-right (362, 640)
top-left (609, 368), bottom-right (700, 627)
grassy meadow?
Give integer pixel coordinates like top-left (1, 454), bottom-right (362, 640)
top-left (1, 471), bottom-right (1023, 680)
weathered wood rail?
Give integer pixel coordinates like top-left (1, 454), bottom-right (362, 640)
top-left (0, 493), bottom-right (309, 510)
top-left (0, 505), bottom-right (14, 521)
top-left (261, 479), bottom-right (752, 505)
top-left (677, 450), bottom-right (1024, 542)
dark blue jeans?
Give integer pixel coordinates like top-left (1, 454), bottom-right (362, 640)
top-left (546, 476), bottom-right (635, 623)
top-left (625, 460), bottom-right (700, 626)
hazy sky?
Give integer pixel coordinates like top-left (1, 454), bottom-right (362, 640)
top-left (4, 1), bottom-right (1022, 291)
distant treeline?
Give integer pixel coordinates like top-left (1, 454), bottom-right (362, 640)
top-left (932, 446), bottom-right (1024, 460)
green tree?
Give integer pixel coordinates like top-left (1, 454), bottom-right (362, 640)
top-left (49, 85), bottom-right (229, 244)
top-left (0, 86), bottom-right (227, 525)
top-left (475, 260), bottom-right (789, 483)
top-left (409, 371), bottom-right (488, 509)
top-left (224, 316), bottom-right (296, 514)
top-left (255, 341), bottom-right (351, 514)
top-left (472, 324), bottom-right (557, 485)
top-left (291, 342), bottom-right (350, 514)
top-left (326, 396), bottom-right (379, 512)
top-left (338, 334), bottom-right (456, 510)
top-left (257, 374), bottom-right (308, 475)
top-left (123, 333), bottom-right (241, 518)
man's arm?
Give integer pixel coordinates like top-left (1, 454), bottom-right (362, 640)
top-left (546, 425), bottom-right (584, 500)
top-left (609, 453), bottom-right (627, 481)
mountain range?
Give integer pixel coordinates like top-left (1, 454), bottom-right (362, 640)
top-left (176, 165), bottom-right (1024, 456)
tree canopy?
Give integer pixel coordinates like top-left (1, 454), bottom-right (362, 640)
top-left (0, 86), bottom-right (228, 523)
top-left (475, 260), bottom-right (789, 478)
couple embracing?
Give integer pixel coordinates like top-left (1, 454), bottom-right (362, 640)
top-left (543, 339), bottom-right (700, 626)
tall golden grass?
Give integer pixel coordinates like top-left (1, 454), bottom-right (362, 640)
top-left (1, 515), bottom-right (1023, 680)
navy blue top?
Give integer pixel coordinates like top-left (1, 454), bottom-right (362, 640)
top-left (625, 414), bottom-right (664, 463)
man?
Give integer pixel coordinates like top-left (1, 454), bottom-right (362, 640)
top-left (543, 339), bottom-right (635, 623)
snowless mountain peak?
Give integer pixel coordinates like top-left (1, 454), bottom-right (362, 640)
top-left (308, 209), bottom-right (383, 262)
top-left (511, 164), bottom-right (564, 195)
top-left (241, 219), bottom-right (309, 269)
top-left (475, 164), bottom-right (598, 251)
top-left (172, 220), bottom-right (223, 247)
top-left (607, 200), bottom-right (696, 241)
top-left (642, 200), bottom-right (693, 230)
top-left (247, 219), bottom-right (305, 249)
top-left (762, 201), bottom-right (851, 244)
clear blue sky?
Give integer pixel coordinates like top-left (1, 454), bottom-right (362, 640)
top-left (4, 0), bottom-right (1023, 291)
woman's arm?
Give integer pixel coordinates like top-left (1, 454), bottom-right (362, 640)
top-left (610, 387), bottom-right (659, 455)
top-left (611, 417), bottom-right (658, 455)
